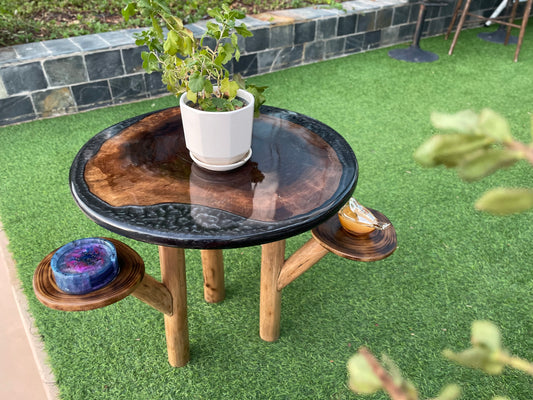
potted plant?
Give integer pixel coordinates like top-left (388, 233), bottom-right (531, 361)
top-left (123, 2), bottom-right (266, 171)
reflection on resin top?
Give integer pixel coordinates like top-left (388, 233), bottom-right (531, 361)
top-left (84, 108), bottom-right (342, 223)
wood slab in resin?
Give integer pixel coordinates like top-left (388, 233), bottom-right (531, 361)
top-left (312, 210), bottom-right (397, 262)
top-left (70, 106), bottom-right (358, 248)
top-left (33, 238), bottom-right (145, 311)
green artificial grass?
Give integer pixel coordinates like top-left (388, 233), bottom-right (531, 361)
top-left (1, 25), bottom-right (533, 399)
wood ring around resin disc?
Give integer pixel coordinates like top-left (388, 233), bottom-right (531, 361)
top-left (33, 238), bottom-right (145, 311)
top-left (312, 209), bottom-right (397, 262)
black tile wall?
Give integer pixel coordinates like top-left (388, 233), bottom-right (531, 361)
top-left (85, 51), bottom-right (124, 80)
top-left (145, 72), bottom-right (167, 95)
top-left (44, 38), bottom-right (80, 56)
top-left (294, 21), bottom-right (317, 44)
top-left (345, 33), bottom-right (365, 53)
top-left (233, 54), bottom-right (258, 76)
top-left (337, 14), bottom-right (357, 36)
top-left (0, 62), bottom-right (47, 94)
top-left (0, 95), bottom-right (35, 125)
top-left (304, 41), bottom-right (325, 62)
top-left (365, 30), bottom-right (382, 49)
top-left (377, 8), bottom-right (394, 29)
top-left (409, 4), bottom-right (421, 23)
top-left (325, 37), bottom-right (346, 58)
top-left (0, 1), bottom-right (500, 126)
top-left (381, 26), bottom-right (401, 46)
top-left (122, 47), bottom-right (147, 74)
top-left (0, 47), bottom-right (17, 64)
top-left (273, 45), bottom-right (304, 70)
top-left (72, 81), bottom-right (112, 109)
top-left (32, 88), bottom-right (76, 117)
top-left (399, 23), bottom-right (417, 41)
top-left (44, 56), bottom-right (88, 86)
top-left (110, 75), bottom-right (147, 100)
top-left (13, 42), bottom-right (50, 60)
top-left (357, 12), bottom-right (377, 32)
top-left (70, 35), bottom-right (109, 52)
top-left (393, 5), bottom-right (411, 25)
top-left (270, 25), bottom-right (294, 48)
top-left (317, 18), bottom-right (337, 39)
top-left (258, 49), bottom-right (280, 73)
top-left (245, 27), bottom-right (270, 52)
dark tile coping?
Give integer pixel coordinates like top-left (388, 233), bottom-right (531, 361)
top-left (0, 0), bottom-right (501, 126)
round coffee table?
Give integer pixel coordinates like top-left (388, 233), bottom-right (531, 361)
top-left (69, 106), bottom-right (358, 366)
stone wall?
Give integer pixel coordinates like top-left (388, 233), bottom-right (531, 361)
top-left (0, 0), bottom-right (501, 126)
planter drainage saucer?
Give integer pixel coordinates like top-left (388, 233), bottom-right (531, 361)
top-left (190, 149), bottom-right (252, 172)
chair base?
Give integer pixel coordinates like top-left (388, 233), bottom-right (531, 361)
top-left (478, 26), bottom-right (518, 44)
top-left (388, 45), bottom-right (439, 63)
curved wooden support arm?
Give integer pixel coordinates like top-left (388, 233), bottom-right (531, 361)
top-left (277, 238), bottom-right (329, 290)
top-left (131, 273), bottom-right (173, 316)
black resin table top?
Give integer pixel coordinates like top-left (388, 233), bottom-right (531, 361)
top-left (70, 106), bottom-right (358, 249)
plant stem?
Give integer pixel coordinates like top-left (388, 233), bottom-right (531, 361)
top-left (506, 140), bottom-right (533, 165)
top-left (496, 352), bottom-right (533, 376)
top-left (359, 347), bottom-right (414, 400)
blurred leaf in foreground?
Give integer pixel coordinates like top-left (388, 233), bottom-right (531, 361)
top-left (475, 188), bottom-right (533, 215)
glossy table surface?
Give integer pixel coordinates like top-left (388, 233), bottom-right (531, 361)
top-left (70, 106), bottom-right (358, 249)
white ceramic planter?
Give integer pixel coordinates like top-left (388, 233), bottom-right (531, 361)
top-left (180, 88), bottom-right (254, 171)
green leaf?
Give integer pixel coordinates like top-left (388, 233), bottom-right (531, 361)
top-left (188, 73), bottom-right (205, 93)
top-left (211, 97), bottom-right (231, 111)
top-left (163, 30), bottom-right (179, 55)
top-left (414, 134), bottom-right (493, 167)
top-left (203, 80), bottom-right (213, 95)
top-left (215, 43), bottom-right (234, 66)
top-left (207, 8), bottom-right (223, 21)
top-left (431, 110), bottom-right (479, 134)
top-left (169, 16), bottom-right (183, 31)
top-left (198, 97), bottom-right (217, 111)
top-left (231, 98), bottom-right (243, 109)
top-left (122, 3), bottom-right (136, 22)
top-left (235, 24), bottom-right (253, 38)
top-left (151, 16), bottom-right (163, 40)
top-left (435, 384), bottom-right (461, 400)
top-left (186, 90), bottom-right (197, 104)
top-left (181, 35), bottom-right (194, 56)
top-left (152, 0), bottom-right (172, 15)
top-left (457, 148), bottom-right (521, 182)
top-left (220, 77), bottom-right (238, 100)
top-left (206, 21), bottom-right (221, 37)
top-left (141, 51), bottom-right (159, 72)
top-left (231, 33), bottom-right (239, 48)
top-left (223, 42), bottom-right (235, 57)
top-left (477, 109), bottom-right (513, 143)
top-left (346, 354), bottom-right (383, 394)
top-left (443, 347), bottom-right (504, 375)
top-left (234, 73), bottom-right (246, 89)
top-left (475, 188), bottom-right (533, 215)
top-left (431, 384), bottom-right (461, 400)
top-left (471, 321), bottom-right (502, 352)
top-left (245, 82), bottom-right (268, 117)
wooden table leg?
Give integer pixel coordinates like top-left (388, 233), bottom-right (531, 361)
top-left (201, 249), bottom-right (225, 303)
top-left (259, 240), bottom-right (285, 342)
top-left (158, 246), bottom-right (189, 367)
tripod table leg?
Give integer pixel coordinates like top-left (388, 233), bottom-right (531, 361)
top-left (259, 240), bottom-right (285, 342)
top-left (201, 249), bottom-right (225, 303)
top-left (159, 246), bottom-right (189, 367)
